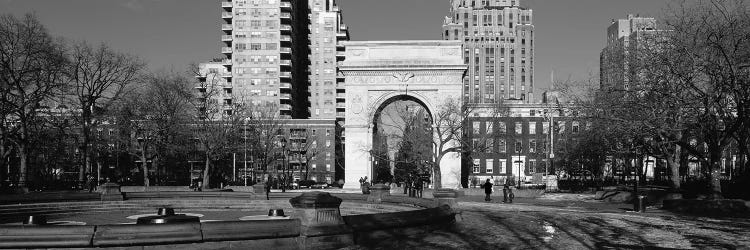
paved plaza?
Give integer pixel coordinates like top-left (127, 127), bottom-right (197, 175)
top-left (346, 194), bottom-right (750, 250)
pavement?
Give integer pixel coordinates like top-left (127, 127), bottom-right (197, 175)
top-left (349, 193), bottom-right (750, 250)
top-left (3, 190), bottom-right (749, 249)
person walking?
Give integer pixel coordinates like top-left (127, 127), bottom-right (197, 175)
top-left (87, 174), bottom-right (96, 193)
top-left (481, 179), bottom-right (493, 202)
top-left (265, 180), bottom-right (271, 200)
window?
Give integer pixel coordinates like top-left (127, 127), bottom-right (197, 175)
top-left (486, 159), bottom-right (494, 173)
top-left (326, 140), bottom-right (331, 147)
top-left (485, 138), bottom-right (494, 153)
top-left (515, 140), bottom-right (522, 153)
top-left (499, 159), bottom-right (507, 174)
top-left (473, 159), bottom-right (480, 173)
top-left (543, 122), bottom-right (549, 134)
top-left (312, 164), bottom-right (317, 171)
top-left (486, 122), bottom-right (493, 135)
top-left (529, 140), bottom-right (536, 153)
top-left (529, 122), bottom-right (536, 135)
top-left (326, 164), bottom-right (331, 171)
top-left (498, 122), bottom-right (506, 134)
top-left (572, 121), bottom-right (580, 133)
top-left (515, 122), bottom-right (523, 134)
top-left (473, 121), bottom-right (481, 134)
top-left (497, 139), bottom-right (506, 153)
top-left (529, 159), bottom-right (537, 173)
top-left (326, 152), bottom-right (331, 160)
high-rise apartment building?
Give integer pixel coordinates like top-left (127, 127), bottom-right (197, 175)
top-left (307, 0), bottom-right (349, 120)
top-left (600, 14), bottom-right (657, 91)
top-left (216, 0), bottom-right (311, 119)
top-left (443, 0), bottom-right (535, 104)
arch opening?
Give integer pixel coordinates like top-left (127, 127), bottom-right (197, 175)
top-left (370, 95), bottom-right (434, 187)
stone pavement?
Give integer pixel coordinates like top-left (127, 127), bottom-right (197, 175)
top-left (347, 199), bottom-right (750, 250)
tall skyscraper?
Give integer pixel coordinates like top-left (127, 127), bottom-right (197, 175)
top-left (214, 0), bottom-right (311, 119)
top-left (600, 14), bottom-right (657, 91)
top-left (443, 0), bottom-right (535, 104)
top-left (307, 0), bottom-right (349, 120)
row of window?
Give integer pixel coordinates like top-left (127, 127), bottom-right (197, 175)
top-left (236, 20), bottom-right (279, 30)
top-left (472, 121), bottom-right (587, 135)
top-left (234, 8), bottom-right (278, 17)
top-left (235, 0), bottom-right (279, 7)
top-left (234, 43), bottom-right (278, 51)
top-left (471, 158), bottom-right (546, 174)
top-left (472, 138), bottom-right (549, 154)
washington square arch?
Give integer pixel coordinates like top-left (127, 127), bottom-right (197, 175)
top-left (340, 41), bottom-right (466, 189)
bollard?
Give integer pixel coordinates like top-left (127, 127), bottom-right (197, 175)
top-left (637, 195), bottom-right (646, 213)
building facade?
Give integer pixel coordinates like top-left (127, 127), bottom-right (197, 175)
top-left (246, 119), bottom-right (337, 185)
top-left (599, 14), bottom-right (657, 91)
top-left (442, 0), bottom-right (535, 104)
top-left (219, 0), bottom-right (311, 119)
top-left (307, 0), bottom-right (349, 120)
top-left (464, 95), bottom-right (589, 187)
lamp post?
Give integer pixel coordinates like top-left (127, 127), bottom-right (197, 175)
top-left (515, 142), bottom-right (523, 189)
top-left (243, 120), bottom-right (247, 186)
top-left (544, 110), bottom-right (555, 177)
top-left (280, 137), bottom-right (287, 193)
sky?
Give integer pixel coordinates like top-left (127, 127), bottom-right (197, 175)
top-left (1, 0), bottom-right (673, 91)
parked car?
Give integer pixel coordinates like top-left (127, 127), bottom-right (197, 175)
top-left (311, 182), bottom-right (327, 189)
top-left (298, 180), bottom-right (316, 189)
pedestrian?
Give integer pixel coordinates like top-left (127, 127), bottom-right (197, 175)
top-left (87, 174), bottom-right (96, 193)
top-left (265, 180), bottom-right (271, 200)
top-left (481, 178), bottom-right (493, 202)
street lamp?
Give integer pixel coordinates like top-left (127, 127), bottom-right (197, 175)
top-left (280, 137), bottom-right (287, 193)
top-left (243, 120), bottom-right (247, 186)
top-left (514, 142), bottom-right (523, 189)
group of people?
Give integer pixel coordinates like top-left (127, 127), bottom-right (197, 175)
top-left (481, 178), bottom-right (514, 203)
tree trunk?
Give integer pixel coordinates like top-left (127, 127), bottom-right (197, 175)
top-left (79, 110), bottom-right (92, 183)
top-left (432, 160), bottom-right (443, 189)
top-left (202, 153), bottom-right (211, 189)
top-left (140, 148), bottom-right (149, 187)
top-left (18, 143), bottom-right (27, 188)
top-left (669, 145), bottom-right (682, 190)
top-left (709, 148), bottom-right (724, 199)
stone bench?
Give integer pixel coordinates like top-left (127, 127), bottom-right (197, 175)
top-left (123, 191), bottom-right (255, 200)
top-left (0, 225), bottom-right (95, 248)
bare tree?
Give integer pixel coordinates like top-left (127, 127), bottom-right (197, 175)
top-left (653, 0), bottom-right (750, 198)
top-left (244, 103), bottom-right (288, 183)
top-left (0, 14), bottom-right (67, 188)
top-left (115, 71), bottom-right (193, 186)
top-left (190, 63), bottom-right (248, 189)
top-left (368, 97), bottom-right (508, 189)
top-left (66, 42), bottom-right (144, 183)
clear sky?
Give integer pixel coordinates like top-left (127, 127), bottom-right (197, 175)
top-left (1, 0), bottom-right (672, 91)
